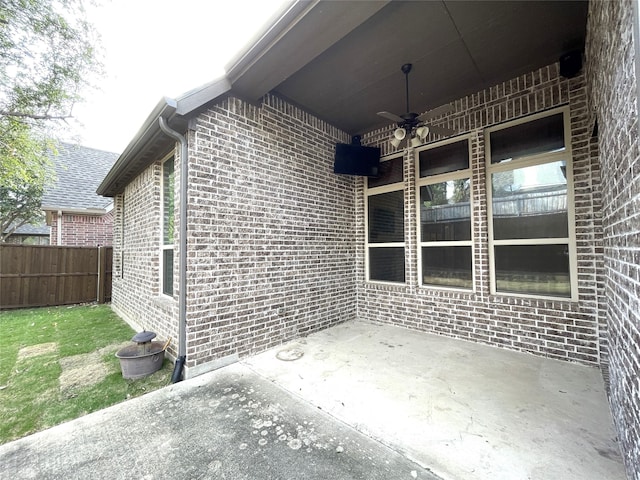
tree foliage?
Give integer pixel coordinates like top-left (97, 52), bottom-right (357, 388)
top-left (0, 167), bottom-right (46, 242)
top-left (422, 179), bottom-right (470, 208)
top-left (0, 117), bottom-right (55, 241)
top-left (0, 0), bottom-right (100, 241)
top-left (1, 0), bottom-right (99, 122)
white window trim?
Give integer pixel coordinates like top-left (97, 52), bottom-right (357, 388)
top-left (160, 153), bottom-right (175, 298)
top-left (414, 135), bottom-right (475, 292)
top-left (485, 106), bottom-right (578, 301)
top-left (364, 152), bottom-right (406, 285)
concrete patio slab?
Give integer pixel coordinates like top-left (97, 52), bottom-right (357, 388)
top-left (0, 361), bottom-right (439, 480)
top-left (245, 321), bottom-right (625, 480)
top-left (0, 320), bottom-right (625, 480)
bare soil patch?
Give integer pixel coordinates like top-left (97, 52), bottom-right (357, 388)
top-left (17, 342), bottom-right (58, 360)
top-left (59, 341), bottom-right (130, 397)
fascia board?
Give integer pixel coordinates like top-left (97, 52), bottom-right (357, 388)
top-left (175, 77), bottom-right (232, 116)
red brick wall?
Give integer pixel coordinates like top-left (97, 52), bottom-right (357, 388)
top-left (49, 210), bottom-right (114, 247)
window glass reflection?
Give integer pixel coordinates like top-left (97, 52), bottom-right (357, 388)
top-left (419, 139), bottom-right (469, 177)
top-left (369, 247), bottom-right (405, 283)
top-left (420, 180), bottom-right (471, 241)
top-left (490, 113), bottom-right (565, 164)
top-left (368, 191), bottom-right (404, 243)
top-left (492, 161), bottom-right (568, 239)
top-left (422, 246), bottom-right (472, 288)
top-left (494, 244), bottom-right (570, 297)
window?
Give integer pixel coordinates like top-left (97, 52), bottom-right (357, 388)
top-left (416, 137), bottom-right (473, 289)
top-left (365, 155), bottom-right (405, 283)
top-left (162, 156), bottom-right (175, 296)
top-left (120, 193), bottom-right (125, 278)
top-left (486, 108), bottom-right (576, 299)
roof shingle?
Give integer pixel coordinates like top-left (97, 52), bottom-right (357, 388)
top-left (42, 143), bottom-right (119, 211)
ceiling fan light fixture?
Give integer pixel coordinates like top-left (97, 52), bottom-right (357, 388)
top-left (393, 128), bottom-right (406, 140)
top-left (378, 64), bottom-right (456, 149)
top-left (416, 126), bottom-right (429, 140)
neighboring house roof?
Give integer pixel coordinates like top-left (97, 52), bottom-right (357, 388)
top-left (44, 143), bottom-right (119, 213)
top-left (97, 0), bottom-right (588, 197)
top-left (11, 222), bottom-right (50, 236)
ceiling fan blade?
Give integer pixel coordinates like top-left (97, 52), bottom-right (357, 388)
top-left (417, 104), bottom-right (454, 121)
top-left (377, 111), bottom-right (404, 123)
top-left (425, 124), bottom-right (455, 136)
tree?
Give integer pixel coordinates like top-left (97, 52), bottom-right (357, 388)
top-left (452, 178), bottom-right (470, 203)
top-left (0, 0), bottom-right (100, 241)
top-left (0, 170), bottom-right (46, 242)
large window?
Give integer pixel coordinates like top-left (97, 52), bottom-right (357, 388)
top-left (162, 156), bottom-right (175, 296)
top-left (486, 107), bottom-right (576, 299)
top-left (366, 154), bottom-right (405, 283)
top-left (416, 137), bottom-right (473, 289)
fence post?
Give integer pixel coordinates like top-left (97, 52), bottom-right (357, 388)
top-left (97, 246), bottom-right (106, 304)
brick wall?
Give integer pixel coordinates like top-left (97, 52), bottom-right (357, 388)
top-left (586, 0), bottom-right (640, 477)
top-left (110, 162), bottom-right (178, 356)
top-left (110, 93), bottom-right (354, 374)
top-left (49, 210), bottom-right (114, 247)
top-left (184, 94), bottom-right (354, 373)
top-left (358, 62), bottom-right (605, 366)
top-left (112, 66), bottom-right (606, 374)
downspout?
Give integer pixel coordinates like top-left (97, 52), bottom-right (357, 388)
top-left (56, 210), bottom-right (62, 245)
top-left (158, 117), bottom-right (188, 383)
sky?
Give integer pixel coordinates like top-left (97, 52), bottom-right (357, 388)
top-left (66, 0), bottom-right (289, 153)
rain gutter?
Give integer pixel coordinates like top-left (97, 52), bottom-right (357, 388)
top-left (97, 98), bottom-right (178, 197)
top-left (42, 206), bottom-right (109, 215)
top-left (158, 117), bottom-right (188, 383)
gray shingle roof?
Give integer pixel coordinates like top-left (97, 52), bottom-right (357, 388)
top-left (42, 143), bottom-right (119, 211)
top-left (12, 221), bottom-right (50, 236)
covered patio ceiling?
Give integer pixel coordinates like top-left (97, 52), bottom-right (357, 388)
top-left (98, 0), bottom-right (589, 197)
top-left (227, 0), bottom-right (588, 136)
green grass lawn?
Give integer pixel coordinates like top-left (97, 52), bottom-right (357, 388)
top-left (0, 304), bottom-right (171, 445)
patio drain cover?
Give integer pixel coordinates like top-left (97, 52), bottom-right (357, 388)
top-left (276, 347), bottom-right (304, 361)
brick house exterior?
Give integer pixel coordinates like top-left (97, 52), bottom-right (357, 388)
top-left (108, 96), bottom-right (353, 371)
top-left (109, 68), bottom-right (603, 369)
top-left (586, 0), bottom-right (640, 474)
top-left (357, 65), bottom-right (604, 367)
top-left (98, 2), bottom-right (640, 478)
top-left (48, 210), bottom-right (114, 247)
top-left (43, 143), bottom-right (119, 247)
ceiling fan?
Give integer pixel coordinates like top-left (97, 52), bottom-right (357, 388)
top-left (377, 63), bottom-right (454, 148)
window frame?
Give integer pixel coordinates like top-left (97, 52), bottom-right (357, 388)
top-left (161, 154), bottom-right (175, 297)
top-left (485, 106), bottom-right (578, 301)
top-left (364, 152), bottom-right (406, 284)
top-left (415, 135), bottom-right (475, 291)
top-left (120, 192), bottom-right (125, 279)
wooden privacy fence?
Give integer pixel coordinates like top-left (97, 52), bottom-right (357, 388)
top-left (0, 244), bottom-right (112, 309)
